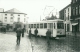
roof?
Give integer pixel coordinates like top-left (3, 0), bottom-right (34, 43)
top-left (59, 4), bottom-right (71, 12)
top-left (28, 19), bottom-right (64, 24)
top-left (0, 8), bottom-right (27, 15)
top-left (46, 19), bottom-right (64, 21)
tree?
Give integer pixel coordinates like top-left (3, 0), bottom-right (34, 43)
top-left (46, 14), bottom-right (57, 20)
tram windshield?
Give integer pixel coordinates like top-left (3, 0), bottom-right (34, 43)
top-left (57, 23), bottom-right (64, 29)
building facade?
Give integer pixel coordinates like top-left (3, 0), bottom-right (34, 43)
top-left (71, 0), bottom-right (80, 32)
top-left (59, 4), bottom-right (72, 33)
top-left (0, 8), bottom-right (27, 31)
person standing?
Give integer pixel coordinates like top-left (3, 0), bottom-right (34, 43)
top-left (22, 28), bottom-right (25, 37)
top-left (4, 26), bottom-right (6, 33)
top-left (46, 29), bottom-right (51, 43)
top-left (34, 28), bottom-right (38, 37)
top-left (29, 28), bottom-right (32, 38)
top-left (16, 27), bottom-right (22, 45)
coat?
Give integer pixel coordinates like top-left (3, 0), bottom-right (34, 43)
top-left (34, 29), bottom-right (38, 34)
top-left (22, 28), bottom-right (25, 33)
top-left (16, 28), bottom-right (22, 37)
top-left (46, 31), bottom-right (51, 37)
top-left (29, 30), bottom-right (31, 35)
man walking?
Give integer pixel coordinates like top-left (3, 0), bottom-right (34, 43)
top-left (46, 29), bottom-right (51, 43)
top-left (16, 27), bottom-right (22, 45)
top-left (34, 28), bottom-right (38, 37)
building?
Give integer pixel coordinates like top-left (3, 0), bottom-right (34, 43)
top-left (71, 0), bottom-right (80, 32)
top-left (59, 4), bottom-right (72, 33)
top-left (0, 8), bottom-right (27, 31)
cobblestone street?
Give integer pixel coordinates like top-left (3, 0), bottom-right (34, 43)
top-left (30, 35), bottom-right (80, 52)
top-left (0, 32), bottom-right (80, 52)
top-left (0, 32), bottom-right (32, 52)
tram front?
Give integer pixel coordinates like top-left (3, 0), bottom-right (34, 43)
top-left (56, 21), bottom-right (66, 37)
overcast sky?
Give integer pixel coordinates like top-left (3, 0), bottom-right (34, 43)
top-left (0, 0), bottom-right (71, 22)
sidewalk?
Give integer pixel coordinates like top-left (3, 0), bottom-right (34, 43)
top-left (0, 33), bottom-right (32, 52)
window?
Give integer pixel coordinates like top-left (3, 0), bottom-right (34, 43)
top-left (73, 8), bottom-right (75, 15)
top-left (44, 23), bottom-right (47, 28)
top-left (79, 5), bottom-right (80, 14)
top-left (65, 10), bottom-right (66, 13)
top-left (11, 17), bottom-right (13, 19)
top-left (5, 17), bottom-right (7, 19)
top-left (11, 14), bottom-right (13, 16)
top-left (67, 24), bottom-right (70, 31)
top-left (24, 18), bottom-right (26, 22)
top-left (54, 23), bottom-right (55, 29)
top-left (73, 0), bottom-right (75, 3)
top-left (5, 14), bottom-right (7, 16)
top-left (68, 8), bottom-right (69, 12)
top-left (18, 17), bottom-right (20, 21)
top-left (31, 24), bottom-right (33, 28)
top-left (29, 24), bottom-right (31, 28)
top-left (40, 23), bottom-right (43, 28)
top-left (76, 7), bottom-right (78, 15)
top-left (18, 15), bottom-right (20, 16)
top-left (68, 13), bottom-right (69, 20)
top-left (37, 24), bottom-right (39, 28)
top-left (34, 24), bottom-right (36, 28)
top-left (57, 23), bottom-right (64, 29)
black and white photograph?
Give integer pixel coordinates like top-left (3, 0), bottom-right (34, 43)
top-left (0, 0), bottom-right (80, 52)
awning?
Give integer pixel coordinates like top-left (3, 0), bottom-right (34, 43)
top-left (71, 23), bottom-right (78, 26)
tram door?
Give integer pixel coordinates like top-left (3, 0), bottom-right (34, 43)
top-left (48, 23), bottom-right (53, 36)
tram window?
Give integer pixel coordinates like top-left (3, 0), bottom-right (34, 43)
top-left (57, 23), bottom-right (64, 29)
top-left (34, 24), bottom-right (36, 28)
top-left (40, 23), bottom-right (43, 28)
top-left (31, 24), bottom-right (33, 28)
top-left (54, 23), bottom-right (55, 29)
top-left (44, 23), bottom-right (47, 28)
top-left (29, 24), bottom-right (31, 28)
top-left (67, 24), bottom-right (70, 31)
top-left (37, 24), bottom-right (39, 28)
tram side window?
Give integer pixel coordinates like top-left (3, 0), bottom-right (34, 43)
top-left (40, 23), bottom-right (43, 28)
top-left (54, 23), bottom-right (55, 29)
top-left (67, 24), bottom-right (70, 31)
top-left (37, 24), bottom-right (39, 28)
top-left (57, 23), bottom-right (64, 29)
top-left (29, 24), bottom-right (31, 28)
top-left (34, 24), bottom-right (36, 28)
top-left (44, 23), bottom-right (47, 28)
top-left (31, 24), bottom-right (33, 28)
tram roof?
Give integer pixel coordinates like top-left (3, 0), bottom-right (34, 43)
top-left (46, 19), bottom-right (64, 21)
top-left (28, 19), bottom-right (64, 24)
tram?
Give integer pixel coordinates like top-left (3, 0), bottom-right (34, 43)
top-left (28, 19), bottom-right (66, 38)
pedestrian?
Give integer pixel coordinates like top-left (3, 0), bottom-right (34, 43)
top-left (16, 27), bottom-right (22, 45)
top-left (34, 28), bottom-right (38, 37)
top-left (22, 28), bottom-right (25, 37)
top-left (1, 27), bottom-right (3, 33)
top-left (29, 28), bottom-right (32, 38)
top-left (46, 29), bottom-right (51, 43)
top-left (4, 26), bottom-right (6, 33)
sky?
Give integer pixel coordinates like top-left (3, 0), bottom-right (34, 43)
top-left (0, 0), bottom-right (71, 22)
